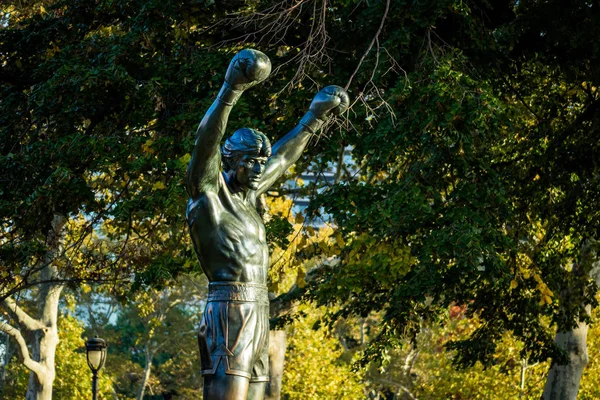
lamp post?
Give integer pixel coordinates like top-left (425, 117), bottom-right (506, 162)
top-left (85, 337), bottom-right (107, 400)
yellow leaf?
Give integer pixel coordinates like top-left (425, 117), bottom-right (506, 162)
top-left (544, 295), bottom-right (553, 304)
top-left (152, 181), bottom-right (166, 191)
top-left (178, 153), bottom-right (191, 165)
top-left (335, 233), bottom-right (345, 248)
top-left (15, 59), bottom-right (22, 69)
top-left (296, 277), bottom-right (306, 288)
top-left (296, 267), bottom-right (306, 288)
top-left (142, 139), bottom-right (155, 154)
top-left (510, 279), bottom-right (518, 289)
top-left (517, 253), bottom-right (533, 268)
top-left (295, 213), bottom-right (305, 224)
top-left (306, 226), bottom-right (315, 236)
top-left (297, 236), bottom-right (307, 249)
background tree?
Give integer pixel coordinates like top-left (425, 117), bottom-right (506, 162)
top-left (205, 1), bottom-right (600, 396)
top-left (97, 275), bottom-right (206, 400)
top-left (1, 303), bottom-right (114, 399)
top-left (3, 0), bottom-right (600, 398)
top-left (1, 0), bottom-right (255, 396)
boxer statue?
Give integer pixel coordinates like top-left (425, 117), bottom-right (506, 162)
top-left (186, 49), bottom-right (349, 400)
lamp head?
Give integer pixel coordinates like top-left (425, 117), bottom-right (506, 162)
top-left (86, 337), bottom-right (107, 373)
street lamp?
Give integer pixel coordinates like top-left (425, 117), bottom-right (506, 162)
top-left (85, 337), bottom-right (107, 400)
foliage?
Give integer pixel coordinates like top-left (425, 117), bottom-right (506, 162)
top-left (266, 195), bottom-right (366, 399)
top-left (282, 304), bottom-right (364, 400)
top-left (3, 0), bottom-right (600, 396)
top-left (1, 0), bottom-right (229, 298)
top-left (272, 0), bottom-right (600, 369)
top-left (410, 309), bottom-right (548, 400)
top-left (359, 300), bottom-right (600, 400)
top-left (266, 195), bottom-right (341, 296)
top-left (101, 275), bottom-right (205, 399)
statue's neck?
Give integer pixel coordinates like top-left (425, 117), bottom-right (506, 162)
top-left (224, 171), bottom-right (253, 203)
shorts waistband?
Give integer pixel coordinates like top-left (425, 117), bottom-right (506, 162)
top-left (208, 282), bottom-right (269, 305)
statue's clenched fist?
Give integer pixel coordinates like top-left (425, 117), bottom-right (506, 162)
top-left (225, 49), bottom-right (271, 92)
top-left (308, 85), bottom-right (350, 119)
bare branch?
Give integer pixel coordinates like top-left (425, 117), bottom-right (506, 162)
top-left (345, 0), bottom-right (391, 91)
top-left (341, 0), bottom-right (398, 127)
top-left (426, 29), bottom-right (438, 65)
top-left (209, 0), bottom-right (332, 92)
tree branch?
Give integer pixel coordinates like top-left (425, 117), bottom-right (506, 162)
top-left (549, 99), bottom-right (600, 151)
top-left (501, 76), bottom-right (542, 122)
top-left (2, 297), bottom-right (44, 331)
top-left (345, 0), bottom-right (391, 91)
top-left (0, 321), bottom-right (44, 377)
top-left (334, 145), bottom-right (346, 184)
top-left (372, 377), bottom-right (418, 400)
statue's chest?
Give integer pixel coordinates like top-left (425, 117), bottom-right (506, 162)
top-left (219, 200), bottom-right (266, 243)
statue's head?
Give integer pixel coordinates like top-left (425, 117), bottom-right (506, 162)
top-left (222, 128), bottom-right (272, 190)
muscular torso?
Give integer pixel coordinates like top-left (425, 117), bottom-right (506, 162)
top-left (186, 173), bottom-right (269, 284)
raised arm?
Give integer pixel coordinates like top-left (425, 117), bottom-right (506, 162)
top-left (186, 49), bottom-right (271, 198)
top-left (256, 85), bottom-right (349, 196)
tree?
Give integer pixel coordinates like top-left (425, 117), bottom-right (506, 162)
top-left (213, 0), bottom-right (600, 395)
top-left (0, 216), bottom-right (66, 400)
top-left (542, 240), bottom-right (600, 399)
top-left (265, 194), bottom-right (364, 399)
top-left (1, 309), bottom-right (114, 399)
top-left (102, 275), bottom-right (206, 399)
top-left (268, 0), bottom-right (600, 374)
top-left (1, 0), bottom-right (246, 397)
top-left (1, 2), bottom-right (350, 396)
top-left (4, 0), bottom-right (600, 397)
top-left (280, 304), bottom-right (365, 400)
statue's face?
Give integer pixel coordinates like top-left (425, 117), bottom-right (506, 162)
top-left (234, 154), bottom-right (268, 190)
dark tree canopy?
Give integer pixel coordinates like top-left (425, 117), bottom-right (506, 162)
top-left (2, 0), bottom-right (600, 369)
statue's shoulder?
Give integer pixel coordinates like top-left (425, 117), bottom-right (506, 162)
top-left (186, 187), bottom-right (225, 229)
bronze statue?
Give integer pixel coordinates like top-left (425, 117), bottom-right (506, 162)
top-left (186, 49), bottom-right (349, 400)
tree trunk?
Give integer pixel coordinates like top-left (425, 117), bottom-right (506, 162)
top-left (265, 330), bottom-right (286, 400)
top-left (400, 343), bottom-right (419, 400)
top-left (1, 215), bottom-right (65, 400)
top-left (24, 279), bottom-right (63, 400)
top-left (25, 328), bottom-right (59, 400)
top-left (541, 240), bottom-right (600, 400)
top-left (137, 345), bottom-right (153, 400)
top-left (541, 314), bottom-right (589, 400)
